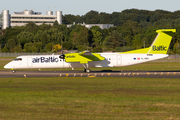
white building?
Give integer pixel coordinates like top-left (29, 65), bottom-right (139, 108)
top-left (67, 22), bottom-right (114, 29)
top-left (1, 10), bottom-right (62, 29)
top-left (0, 13), bottom-right (2, 29)
top-left (0, 10), bottom-right (114, 30)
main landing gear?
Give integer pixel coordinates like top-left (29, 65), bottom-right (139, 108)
top-left (82, 63), bottom-right (91, 73)
top-left (84, 69), bottom-right (91, 73)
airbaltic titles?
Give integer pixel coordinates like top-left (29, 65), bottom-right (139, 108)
top-left (32, 57), bottom-right (59, 63)
top-left (152, 45), bottom-right (167, 51)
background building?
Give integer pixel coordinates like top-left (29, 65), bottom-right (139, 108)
top-left (0, 12), bottom-right (2, 29)
top-left (67, 22), bottom-right (114, 29)
top-left (0, 10), bottom-right (114, 30)
top-left (1, 10), bottom-right (62, 29)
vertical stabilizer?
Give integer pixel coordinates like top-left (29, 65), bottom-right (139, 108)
top-left (148, 29), bottom-right (176, 54)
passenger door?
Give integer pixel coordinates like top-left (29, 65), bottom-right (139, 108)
top-left (27, 57), bottom-right (32, 67)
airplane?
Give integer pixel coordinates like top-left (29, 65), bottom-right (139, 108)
top-left (4, 29), bottom-right (176, 73)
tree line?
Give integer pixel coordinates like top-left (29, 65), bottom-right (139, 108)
top-left (1, 9), bottom-right (180, 53)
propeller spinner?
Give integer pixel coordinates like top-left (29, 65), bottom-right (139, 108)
top-left (59, 54), bottom-right (65, 59)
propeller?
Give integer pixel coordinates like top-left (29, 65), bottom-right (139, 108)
top-left (59, 40), bottom-right (65, 59)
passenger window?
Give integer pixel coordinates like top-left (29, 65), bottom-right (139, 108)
top-left (14, 58), bottom-right (22, 61)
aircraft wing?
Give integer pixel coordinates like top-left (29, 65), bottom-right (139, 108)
top-left (65, 51), bottom-right (105, 64)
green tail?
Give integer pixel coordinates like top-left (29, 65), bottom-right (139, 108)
top-left (122, 29), bottom-right (176, 54)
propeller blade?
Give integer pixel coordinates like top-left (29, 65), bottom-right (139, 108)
top-left (61, 40), bottom-right (63, 55)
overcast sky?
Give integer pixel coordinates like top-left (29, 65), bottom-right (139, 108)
top-left (1, 0), bottom-right (180, 15)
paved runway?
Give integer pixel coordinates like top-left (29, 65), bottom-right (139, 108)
top-left (1, 70), bottom-right (180, 78)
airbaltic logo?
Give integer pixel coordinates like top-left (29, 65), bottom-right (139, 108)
top-left (32, 57), bottom-right (58, 63)
top-left (152, 45), bottom-right (167, 51)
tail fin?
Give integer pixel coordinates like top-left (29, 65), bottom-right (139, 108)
top-left (147, 29), bottom-right (176, 54)
top-left (122, 29), bottom-right (176, 54)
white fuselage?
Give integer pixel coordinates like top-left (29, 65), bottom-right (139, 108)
top-left (4, 53), bottom-right (168, 70)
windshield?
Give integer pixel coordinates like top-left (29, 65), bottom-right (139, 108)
top-left (14, 58), bottom-right (22, 61)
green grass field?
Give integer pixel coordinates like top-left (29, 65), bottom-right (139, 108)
top-left (1, 77), bottom-right (180, 119)
top-left (1, 57), bottom-right (180, 119)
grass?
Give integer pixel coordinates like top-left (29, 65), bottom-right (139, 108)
top-left (1, 57), bottom-right (180, 119)
top-left (0, 77), bottom-right (180, 119)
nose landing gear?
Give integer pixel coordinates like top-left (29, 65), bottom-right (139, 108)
top-left (11, 68), bottom-right (16, 73)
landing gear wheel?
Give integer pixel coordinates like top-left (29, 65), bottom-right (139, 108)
top-left (86, 69), bottom-right (91, 73)
top-left (12, 70), bottom-right (16, 73)
top-left (82, 63), bottom-right (91, 73)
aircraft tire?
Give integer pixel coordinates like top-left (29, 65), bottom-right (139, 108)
top-left (86, 69), bottom-right (91, 73)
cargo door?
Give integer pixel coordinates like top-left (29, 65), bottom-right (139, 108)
top-left (117, 55), bottom-right (121, 65)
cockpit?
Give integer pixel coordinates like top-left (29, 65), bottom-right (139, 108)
top-left (4, 57), bottom-right (23, 69)
top-left (14, 58), bottom-right (22, 61)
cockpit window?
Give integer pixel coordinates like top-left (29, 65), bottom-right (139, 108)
top-left (14, 58), bottom-right (22, 61)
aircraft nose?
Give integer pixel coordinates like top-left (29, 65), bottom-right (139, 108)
top-left (4, 63), bottom-right (12, 69)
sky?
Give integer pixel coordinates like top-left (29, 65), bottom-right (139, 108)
top-left (1, 0), bottom-right (180, 15)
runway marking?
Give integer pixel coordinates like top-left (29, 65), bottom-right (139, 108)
top-left (3, 71), bottom-right (180, 78)
top-left (88, 76), bottom-right (95, 77)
